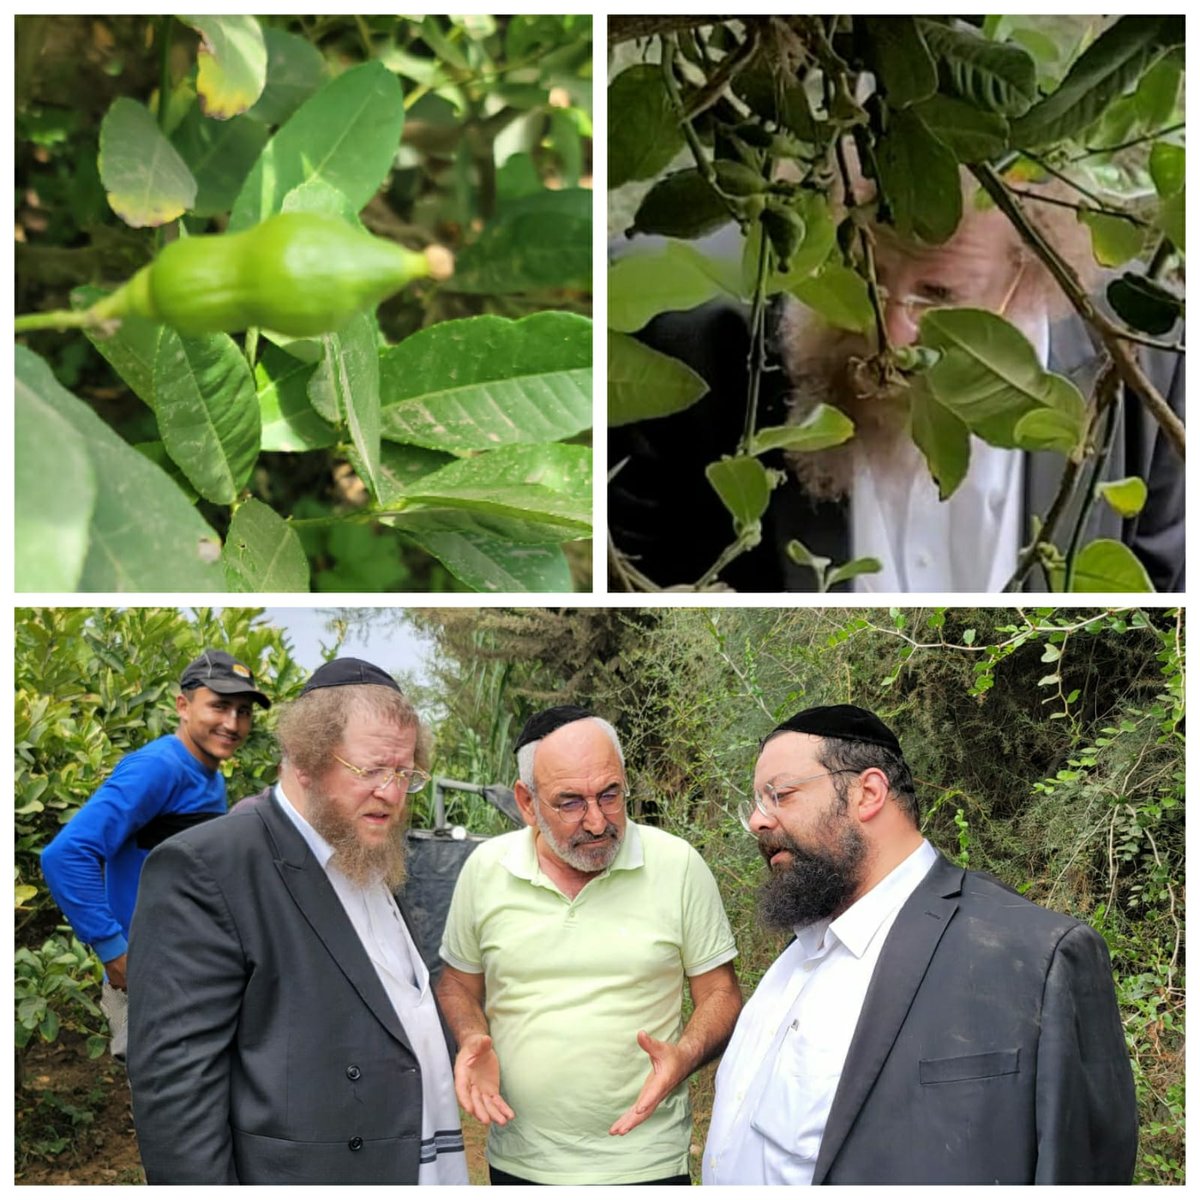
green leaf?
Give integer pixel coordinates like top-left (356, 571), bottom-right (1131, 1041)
top-left (74, 285), bottom-right (168, 411)
top-left (910, 379), bottom-right (971, 499)
top-left (153, 331), bottom-right (261, 504)
top-left (312, 313), bottom-right (381, 499)
top-left (919, 21), bottom-right (1038, 116)
top-left (608, 244), bottom-right (726, 334)
top-left (397, 527), bottom-right (572, 593)
top-left (733, 67), bottom-right (820, 141)
top-left (629, 168), bottom-right (730, 240)
top-left (99, 98), bottom-right (197, 227)
top-left (750, 405), bottom-right (855, 455)
top-left (706, 456), bottom-right (771, 527)
top-left (222, 498), bottom-right (310, 591)
top-left (911, 93), bottom-right (1010, 161)
top-left (1107, 273), bottom-right (1182, 336)
top-left (15, 346), bottom-right (224, 591)
top-left (380, 312), bottom-right (591, 451)
top-left (788, 261), bottom-right (874, 332)
top-left (255, 344), bottom-right (334, 451)
top-left (1069, 538), bottom-right (1154, 592)
top-left (369, 443), bottom-right (457, 501)
top-left (179, 16), bottom-right (268, 119)
top-left (920, 307), bottom-right (1086, 448)
top-left (229, 61), bottom-right (404, 231)
top-left (1097, 476), bottom-right (1148, 519)
top-left (609, 64), bottom-right (684, 188)
top-left (1080, 210), bottom-right (1146, 268)
top-left (393, 445), bottom-right (591, 541)
top-left (448, 188), bottom-right (590, 293)
top-left (1040, 642), bottom-right (1062, 662)
top-left (1149, 142), bottom-right (1184, 198)
top-left (875, 107), bottom-right (962, 244)
top-left (1011, 16), bottom-right (1184, 149)
top-left (16, 371), bottom-right (96, 590)
top-left (608, 330), bottom-right (707, 425)
top-left (170, 106), bottom-right (270, 217)
top-left (1013, 406), bottom-right (1083, 454)
top-left (826, 557), bottom-right (884, 588)
top-left (1155, 188), bottom-right (1185, 252)
top-left (863, 17), bottom-right (937, 108)
top-left (247, 28), bottom-right (328, 126)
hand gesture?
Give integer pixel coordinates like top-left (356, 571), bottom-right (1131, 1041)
top-left (454, 1033), bottom-right (515, 1127)
top-left (104, 952), bottom-right (128, 991)
top-left (609, 1030), bottom-right (686, 1136)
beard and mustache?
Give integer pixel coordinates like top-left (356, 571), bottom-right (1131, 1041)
top-left (535, 803), bottom-right (623, 874)
top-left (305, 778), bottom-right (409, 890)
top-left (756, 805), bottom-right (868, 931)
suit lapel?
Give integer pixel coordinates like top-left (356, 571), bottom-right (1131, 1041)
top-left (812, 856), bottom-right (963, 1184)
top-left (252, 789), bottom-right (415, 1053)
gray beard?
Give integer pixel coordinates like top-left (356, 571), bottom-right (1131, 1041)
top-left (534, 804), bottom-right (623, 874)
top-left (305, 779), bottom-right (409, 890)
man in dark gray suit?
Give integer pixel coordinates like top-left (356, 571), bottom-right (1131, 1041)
top-left (127, 658), bottom-right (467, 1185)
top-left (703, 704), bottom-right (1137, 1184)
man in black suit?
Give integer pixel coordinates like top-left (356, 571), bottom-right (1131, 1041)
top-left (702, 704), bottom-right (1137, 1184)
top-left (127, 658), bottom-right (467, 1185)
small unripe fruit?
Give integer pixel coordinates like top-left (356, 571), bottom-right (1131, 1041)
top-left (95, 212), bottom-right (449, 336)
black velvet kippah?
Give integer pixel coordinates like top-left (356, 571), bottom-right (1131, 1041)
top-left (513, 705), bottom-right (595, 753)
top-left (300, 657), bottom-right (402, 695)
top-left (771, 704), bottom-right (902, 754)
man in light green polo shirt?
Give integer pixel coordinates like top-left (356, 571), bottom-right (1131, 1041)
top-left (437, 705), bottom-right (742, 1185)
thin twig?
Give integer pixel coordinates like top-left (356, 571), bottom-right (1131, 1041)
top-left (1008, 187), bottom-right (1149, 228)
top-left (681, 22), bottom-right (762, 119)
top-left (1069, 122), bottom-right (1186, 160)
top-left (1063, 362), bottom-right (1120, 591)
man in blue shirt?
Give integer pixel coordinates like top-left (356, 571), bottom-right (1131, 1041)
top-left (41, 649), bottom-right (271, 1059)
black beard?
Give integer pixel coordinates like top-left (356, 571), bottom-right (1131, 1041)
top-left (756, 818), bottom-right (867, 931)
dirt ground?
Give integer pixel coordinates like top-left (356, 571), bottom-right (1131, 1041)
top-left (16, 1032), bottom-right (712, 1185)
top-left (14, 1031), bottom-right (492, 1186)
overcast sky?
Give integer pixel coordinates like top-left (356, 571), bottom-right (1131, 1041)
top-left (260, 608), bottom-right (435, 684)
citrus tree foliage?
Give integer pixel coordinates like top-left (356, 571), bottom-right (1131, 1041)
top-left (608, 16), bottom-right (1184, 592)
top-left (15, 15), bottom-right (593, 593)
top-left (14, 607), bottom-right (311, 1056)
top-left (400, 603), bottom-right (1182, 1182)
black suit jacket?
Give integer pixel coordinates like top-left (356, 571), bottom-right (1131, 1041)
top-left (810, 855), bottom-right (1137, 1184)
top-left (127, 788), bottom-right (440, 1185)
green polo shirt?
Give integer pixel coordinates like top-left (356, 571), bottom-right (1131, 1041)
top-left (440, 821), bottom-right (737, 1184)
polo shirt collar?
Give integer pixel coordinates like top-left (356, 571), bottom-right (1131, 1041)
top-left (502, 820), bottom-right (644, 882)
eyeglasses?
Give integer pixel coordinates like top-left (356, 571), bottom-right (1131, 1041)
top-left (737, 770), bottom-right (858, 831)
top-left (331, 753), bottom-right (430, 794)
top-left (538, 786), bottom-right (627, 825)
top-left (884, 261), bottom-right (1027, 326)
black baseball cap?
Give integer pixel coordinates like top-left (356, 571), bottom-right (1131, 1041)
top-left (180, 650), bottom-right (270, 708)
top-left (300, 657), bottom-right (403, 695)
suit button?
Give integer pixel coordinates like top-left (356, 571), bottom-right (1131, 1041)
top-left (346, 1065), bottom-right (361, 1080)
top-left (349, 1137), bottom-right (363, 1151)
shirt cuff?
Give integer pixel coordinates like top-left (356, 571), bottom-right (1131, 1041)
top-left (92, 933), bottom-right (128, 963)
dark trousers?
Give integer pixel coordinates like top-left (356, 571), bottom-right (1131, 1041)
top-left (489, 1165), bottom-right (691, 1186)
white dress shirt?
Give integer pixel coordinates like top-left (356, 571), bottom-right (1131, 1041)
top-left (703, 839), bottom-right (939, 1185)
top-left (850, 315), bottom-right (1049, 592)
top-left (276, 785), bottom-right (468, 1185)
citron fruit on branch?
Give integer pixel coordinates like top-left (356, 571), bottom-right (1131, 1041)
top-left (89, 212), bottom-right (454, 336)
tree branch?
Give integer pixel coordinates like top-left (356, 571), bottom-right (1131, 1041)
top-left (972, 163), bottom-right (1185, 461)
top-left (609, 16), bottom-right (734, 47)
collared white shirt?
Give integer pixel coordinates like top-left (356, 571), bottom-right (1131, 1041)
top-left (850, 314), bottom-right (1049, 592)
top-left (275, 785), bottom-right (467, 1184)
top-left (703, 839), bottom-right (939, 1185)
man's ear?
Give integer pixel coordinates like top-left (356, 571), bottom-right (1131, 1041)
top-left (854, 767), bottom-right (891, 822)
top-left (513, 780), bottom-right (538, 829)
top-left (174, 691), bottom-right (189, 719)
